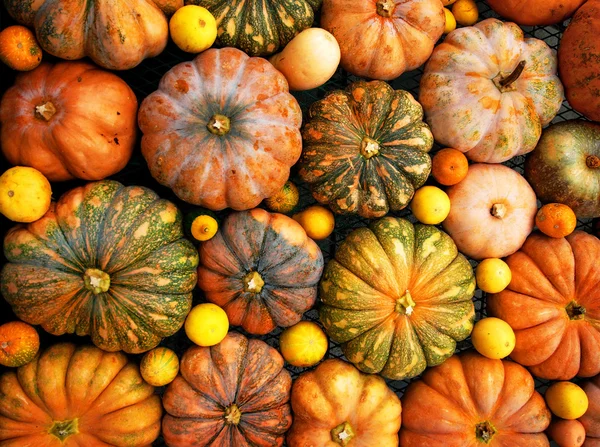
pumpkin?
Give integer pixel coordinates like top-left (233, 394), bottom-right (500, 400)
top-left (162, 332), bottom-right (292, 447)
top-left (0, 61), bottom-right (138, 182)
top-left (443, 163), bottom-right (538, 260)
top-left (0, 321), bottom-right (39, 368)
top-left (547, 419), bottom-right (587, 447)
top-left (400, 352), bottom-right (551, 446)
top-left (320, 0), bottom-right (444, 80)
top-left (3, 0), bottom-right (180, 70)
top-left (487, 0), bottom-right (586, 25)
top-left (138, 47), bottom-right (302, 211)
top-left (319, 217), bottom-right (476, 380)
top-left (0, 25), bottom-right (42, 71)
top-left (140, 347), bottom-right (180, 387)
top-left (197, 208), bottom-right (324, 335)
top-left (0, 343), bottom-right (162, 445)
top-left (487, 231), bottom-right (600, 380)
top-left (299, 80), bottom-right (434, 219)
top-left (264, 181), bottom-right (300, 214)
top-left (287, 358), bottom-right (402, 447)
top-left (420, 18), bottom-right (563, 163)
top-left (581, 375), bottom-right (600, 446)
top-left (0, 180), bottom-right (198, 354)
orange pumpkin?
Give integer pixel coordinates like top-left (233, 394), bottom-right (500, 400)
top-left (487, 0), bottom-right (587, 26)
top-left (0, 25), bottom-right (42, 71)
top-left (0, 321), bottom-right (39, 368)
top-left (580, 375), bottom-right (600, 446)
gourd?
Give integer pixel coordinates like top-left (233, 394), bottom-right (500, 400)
top-left (580, 375), bottom-right (600, 446)
top-left (487, 0), bottom-right (587, 26)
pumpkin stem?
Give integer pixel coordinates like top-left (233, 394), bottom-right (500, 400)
top-left (243, 271), bottom-right (265, 294)
top-left (331, 421), bottom-right (355, 446)
top-left (224, 404), bottom-right (242, 425)
top-left (475, 421), bottom-right (497, 444)
top-left (494, 61), bottom-right (526, 92)
top-left (376, 0), bottom-right (396, 17)
top-left (586, 155), bottom-right (600, 168)
top-left (566, 301), bottom-right (586, 320)
top-left (49, 419), bottom-right (79, 441)
top-left (490, 203), bottom-right (507, 219)
top-left (35, 101), bottom-right (57, 121)
top-left (83, 269), bottom-right (111, 294)
top-left (360, 137), bottom-right (380, 159)
top-left (395, 290), bottom-right (416, 316)
top-left (207, 114), bottom-right (231, 136)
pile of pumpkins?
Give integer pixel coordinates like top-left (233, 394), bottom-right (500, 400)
top-left (0, 0), bottom-right (600, 446)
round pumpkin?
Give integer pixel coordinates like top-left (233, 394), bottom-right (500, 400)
top-left (487, 0), bottom-right (586, 25)
top-left (0, 61), bottom-right (137, 182)
top-left (138, 47), bottom-right (302, 211)
top-left (162, 331), bottom-right (292, 447)
top-left (0, 343), bottom-right (162, 445)
top-left (319, 217), bottom-right (476, 380)
top-left (287, 358), bottom-right (402, 447)
top-left (400, 352), bottom-right (551, 446)
top-left (487, 231), bottom-right (600, 380)
top-left (0, 180), bottom-right (198, 354)
top-left (443, 163), bottom-right (538, 260)
top-left (320, 0), bottom-right (444, 80)
top-left (420, 18), bottom-right (564, 163)
top-left (580, 375), bottom-right (600, 446)
top-left (0, 321), bottom-right (39, 368)
top-left (0, 25), bottom-right (42, 71)
top-left (197, 208), bottom-right (324, 335)
top-left (299, 80), bottom-right (434, 219)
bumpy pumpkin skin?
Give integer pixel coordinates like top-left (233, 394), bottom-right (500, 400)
top-left (138, 47), bottom-right (303, 211)
top-left (0, 343), bottom-right (162, 446)
top-left (197, 208), bottom-right (324, 335)
top-left (287, 359), bottom-right (402, 447)
top-left (581, 375), bottom-right (600, 446)
top-left (420, 18), bottom-right (563, 163)
top-left (162, 332), bottom-right (292, 447)
top-left (1, 180), bottom-right (198, 354)
top-left (319, 217), bottom-right (476, 381)
top-left (487, 0), bottom-right (586, 26)
top-left (487, 231), bottom-right (600, 380)
top-left (400, 352), bottom-right (551, 447)
top-left (300, 80), bottom-right (434, 219)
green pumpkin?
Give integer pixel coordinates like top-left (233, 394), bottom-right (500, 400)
top-left (319, 217), bottom-right (476, 380)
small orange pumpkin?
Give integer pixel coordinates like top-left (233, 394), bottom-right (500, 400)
top-left (0, 25), bottom-right (42, 71)
top-left (0, 321), bottom-right (39, 367)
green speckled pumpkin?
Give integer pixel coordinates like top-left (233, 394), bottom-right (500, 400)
top-left (0, 180), bottom-right (198, 354)
top-left (319, 217), bottom-right (476, 381)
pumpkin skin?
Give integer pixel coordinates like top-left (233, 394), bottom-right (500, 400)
top-left (162, 332), bottom-right (292, 447)
top-left (420, 18), bottom-right (563, 163)
top-left (400, 352), bottom-right (551, 446)
top-left (319, 217), bottom-right (476, 380)
top-left (138, 47), bottom-right (303, 211)
top-left (320, 0), bottom-right (445, 80)
top-left (299, 80), bottom-right (434, 219)
top-left (487, 231), bottom-right (600, 380)
top-left (0, 321), bottom-right (39, 368)
top-left (487, 0), bottom-right (586, 25)
top-left (0, 180), bottom-right (198, 354)
top-left (0, 61), bottom-right (138, 182)
top-left (287, 358), bottom-right (402, 447)
top-left (581, 375), bottom-right (600, 446)
top-left (0, 343), bottom-right (162, 446)
top-left (197, 208), bottom-right (324, 335)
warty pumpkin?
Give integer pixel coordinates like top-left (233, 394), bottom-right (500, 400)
top-left (580, 375), bottom-right (600, 446)
top-left (138, 47), bottom-right (303, 211)
top-left (1, 180), bottom-right (198, 354)
top-left (197, 208), bottom-right (324, 335)
top-left (487, 0), bottom-right (587, 26)
top-left (319, 217), bottom-right (476, 381)
top-left (0, 343), bottom-right (162, 446)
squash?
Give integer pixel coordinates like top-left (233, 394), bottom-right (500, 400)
top-left (299, 80), bottom-right (434, 219)
top-left (580, 375), bottom-right (600, 446)
top-left (140, 347), bottom-right (180, 387)
top-left (0, 343), bottom-right (162, 445)
top-left (420, 18), bottom-right (564, 163)
top-left (0, 321), bottom-right (39, 367)
top-left (0, 180), bottom-right (198, 354)
top-left (287, 358), bottom-right (402, 447)
top-left (400, 352), bottom-right (551, 446)
top-left (487, 231), bottom-right (600, 380)
top-left (320, 0), bottom-right (445, 80)
top-left (443, 163), bottom-right (538, 260)
top-left (526, 120), bottom-right (600, 219)
top-left (3, 0), bottom-right (180, 70)
top-left (0, 61), bottom-right (137, 182)
top-left (197, 208), bottom-right (324, 335)
top-left (547, 419), bottom-right (586, 447)
top-left (487, 0), bottom-right (586, 25)
top-left (162, 332), bottom-right (292, 447)
top-left (319, 217), bottom-right (476, 380)
top-left (185, 0), bottom-right (321, 56)
top-left (264, 181), bottom-right (300, 214)
top-left (0, 25), bottom-right (42, 71)
top-left (138, 47), bottom-right (303, 211)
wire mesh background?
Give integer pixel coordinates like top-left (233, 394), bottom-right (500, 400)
top-left (0, 1), bottom-right (594, 446)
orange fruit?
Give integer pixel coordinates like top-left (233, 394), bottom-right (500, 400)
top-left (0, 321), bottom-right (40, 367)
top-left (0, 25), bottom-right (42, 71)
top-left (293, 205), bottom-right (335, 240)
top-left (432, 148), bottom-right (469, 186)
top-left (536, 203), bottom-right (577, 238)
top-left (140, 347), bottom-right (180, 387)
top-left (264, 181), bottom-right (300, 213)
top-left (545, 382), bottom-right (589, 420)
top-left (279, 321), bottom-right (328, 367)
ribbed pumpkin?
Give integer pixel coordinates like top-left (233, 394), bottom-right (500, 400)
top-left (138, 47), bottom-right (303, 211)
top-left (299, 80), bottom-right (434, 219)
top-left (487, 231), bottom-right (600, 380)
top-left (580, 375), bottom-right (600, 446)
top-left (487, 0), bottom-right (586, 25)
top-left (0, 180), bottom-right (198, 354)
top-left (162, 332), bottom-right (292, 447)
top-left (197, 208), bottom-right (324, 335)
top-left (319, 217), bottom-right (476, 380)
top-left (0, 343), bottom-right (162, 446)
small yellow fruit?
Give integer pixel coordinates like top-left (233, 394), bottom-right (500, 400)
top-left (293, 205), bottom-right (335, 240)
top-left (264, 181), bottom-right (300, 213)
top-left (452, 0), bottom-right (479, 26)
top-left (410, 186), bottom-right (451, 225)
top-left (140, 347), bottom-right (180, 387)
top-left (169, 5), bottom-right (217, 53)
top-left (279, 321), bottom-right (328, 368)
top-left (190, 214), bottom-right (218, 242)
top-left (476, 258), bottom-right (512, 293)
top-left (444, 8), bottom-right (457, 34)
top-left (184, 303), bottom-right (229, 347)
top-left (471, 317), bottom-right (515, 359)
top-left (0, 166), bottom-right (52, 223)
top-left (545, 382), bottom-right (589, 420)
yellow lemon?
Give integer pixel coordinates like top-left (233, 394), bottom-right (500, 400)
top-left (140, 347), bottom-right (180, 387)
top-left (471, 317), bottom-right (516, 359)
top-left (169, 5), bottom-right (217, 53)
top-left (444, 8), bottom-right (457, 34)
top-left (452, 0), bottom-right (479, 26)
top-left (279, 321), bottom-right (328, 368)
top-left (545, 382), bottom-right (589, 420)
top-left (293, 205), bottom-right (335, 240)
top-left (410, 186), bottom-right (451, 225)
top-left (184, 303), bottom-right (229, 347)
top-left (0, 166), bottom-right (52, 223)
top-left (476, 258), bottom-right (512, 293)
